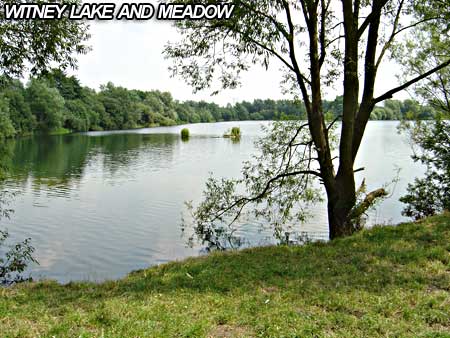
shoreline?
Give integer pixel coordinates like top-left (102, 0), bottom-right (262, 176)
top-left (1, 213), bottom-right (449, 336)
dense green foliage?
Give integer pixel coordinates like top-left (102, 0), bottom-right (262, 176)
top-left (0, 229), bottom-right (36, 286)
top-left (231, 126), bottom-right (241, 138)
top-left (223, 126), bottom-right (241, 139)
top-left (1, 213), bottom-right (449, 336)
top-left (394, 0), bottom-right (450, 115)
top-left (180, 128), bottom-right (189, 140)
top-left (0, 70), bottom-right (438, 139)
top-left (397, 4), bottom-right (450, 221)
top-left (400, 120), bottom-right (450, 220)
top-left (0, 0), bottom-right (90, 78)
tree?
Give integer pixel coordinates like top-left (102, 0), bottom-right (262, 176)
top-left (64, 99), bottom-right (90, 131)
top-left (41, 69), bottom-right (83, 101)
top-left (384, 99), bottom-right (402, 119)
top-left (234, 103), bottom-right (250, 120)
top-left (401, 99), bottom-right (420, 119)
top-left (0, 79), bottom-right (36, 134)
top-left (26, 79), bottom-right (65, 132)
top-left (166, 0), bottom-right (450, 242)
top-left (396, 2), bottom-right (449, 219)
top-left (0, 0), bottom-right (90, 78)
top-left (0, 96), bottom-right (15, 138)
top-left (400, 119), bottom-right (450, 219)
top-left (0, 228), bottom-right (36, 285)
top-left (394, 0), bottom-right (450, 116)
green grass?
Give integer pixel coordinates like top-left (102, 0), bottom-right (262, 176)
top-left (47, 128), bottom-right (71, 136)
top-left (1, 214), bottom-right (449, 337)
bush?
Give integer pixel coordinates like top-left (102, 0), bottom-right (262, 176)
top-left (0, 229), bottom-right (36, 286)
top-left (0, 157), bottom-right (37, 285)
top-left (223, 127), bottom-right (241, 139)
top-left (0, 102), bottom-right (16, 139)
top-left (400, 120), bottom-right (450, 220)
top-left (181, 128), bottom-right (189, 140)
top-left (158, 117), bottom-right (177, 127)
top-left (231, 127), bottom-right (241, 138)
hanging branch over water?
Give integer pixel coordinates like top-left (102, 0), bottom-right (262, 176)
top-left (183, 121), bottom-right (326, 250)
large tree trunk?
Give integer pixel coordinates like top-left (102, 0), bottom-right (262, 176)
top-left (326, 172), bottom-right (388, 239)
top-left (322, 0), bottom-right (360, 240)
top-left (290, 0), bottom-right (385, 239)
top-left (327, 195), bottom-right (356, 239)
top-left (325, 170), bottom-right (357, 239)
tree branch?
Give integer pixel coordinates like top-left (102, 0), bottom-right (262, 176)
top-left (238, 1), bottom-right (290, 40)
top-left (357, 0), bottom-right (389, 38)
top-left (375, 0), bottom-right (404, 70)
top-left (327, 114), bottom-right (342, 131)
top-left (349, 188), bottom-right (387, 221)
top-left (325, 35), bottom-right (345, 49)
top-left (299, 0), bottom-right (311, 30)
top-left (282, 0), bottom-right (313, 110)
top-left (208, 169), bottom-right (323, 225)
top-left (319, 0), bottom-right (331, 68)
top-left (280, 123), bottom-right (310, 170)
top-left (374, 59), bottom-right (450, 104)
top-left (238, 31), bottom-right (296, 73)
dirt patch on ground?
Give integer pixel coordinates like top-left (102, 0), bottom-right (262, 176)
top-left (208, 324), bottom-right (253, 338)
top-left (260, 286), bottom-right (279, 294)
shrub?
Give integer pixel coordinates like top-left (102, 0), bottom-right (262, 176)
top-left (0, 229), bottom-right (36, 286)
top-left (224, 127), bottom-right (241, 139)
top-left (0, 160), bottom-right (37, 285)
top-left (231, 127), bottom-right (241, 138)
top-left (181, 128), bottom-right (189, 140)
top-left (400, 120), bottom-right (450, 220)
top-left (0, 105), bottom-right (16, 139)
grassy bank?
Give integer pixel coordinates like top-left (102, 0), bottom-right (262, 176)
top-left (46, 128), bottom-right (72, 136)
top-left (1, 214), bottom-right (449, 337)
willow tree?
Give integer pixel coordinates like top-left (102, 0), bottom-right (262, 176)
top-left (165, 0), bottom-right (450, 242)
top-left (394, 1), bottom-right (450, 220)
top-left (394, 0), bottom-right (450, 115)
top-left (0, 0), bottom-right (90, 78)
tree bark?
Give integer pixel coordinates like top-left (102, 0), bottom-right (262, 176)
top-left (283, 0), bottom-right (447, 239)
top-left (328, 202), bottom-right (355, 239)
top-left (326, 173), bottom-right (357, 239)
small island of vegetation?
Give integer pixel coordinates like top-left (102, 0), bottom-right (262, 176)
top-left (223, 126), bottom-right (241, 139)
top-left (0, 70), bottom-right (440, 140)
top-left (181, 128), bottom-right (190, 140)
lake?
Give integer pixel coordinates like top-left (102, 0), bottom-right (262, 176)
top-left (1, 121), bottom-right (424, 283)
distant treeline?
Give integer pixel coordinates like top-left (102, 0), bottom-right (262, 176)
top-left (0, 70), bottom-right (436, 138)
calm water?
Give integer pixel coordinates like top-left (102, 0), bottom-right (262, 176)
top-left (1, 121), bottom-right (423, 283)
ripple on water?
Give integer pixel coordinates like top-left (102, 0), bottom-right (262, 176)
top-left (2, 121), bottom-right (424, 282)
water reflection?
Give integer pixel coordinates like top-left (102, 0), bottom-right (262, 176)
top-left (5, 133), bottom-right (179, 194)
top-left (0, 121), bottom-right (424, 283)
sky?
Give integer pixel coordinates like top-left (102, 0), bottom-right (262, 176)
top-left (69, 2), bottom-right (410, 106)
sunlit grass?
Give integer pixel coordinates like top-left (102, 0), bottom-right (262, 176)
top-left (1, 213), bottom-right (449, 337)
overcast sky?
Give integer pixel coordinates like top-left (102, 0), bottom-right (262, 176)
top-left (69, 2), bottom-right (410, 106)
